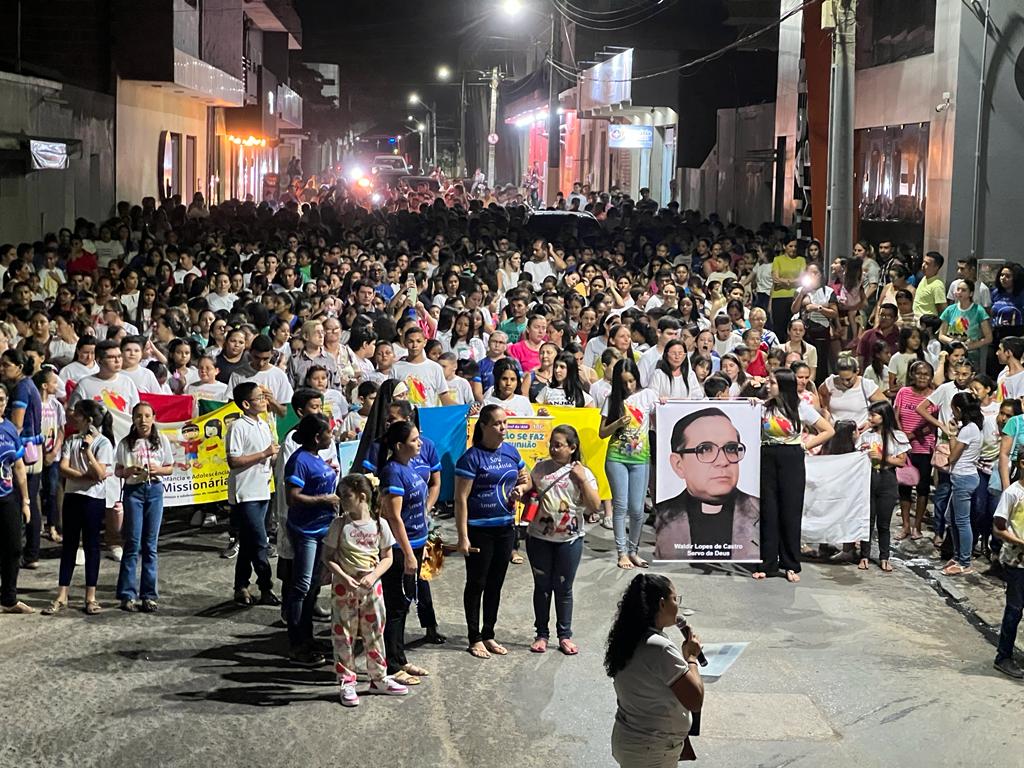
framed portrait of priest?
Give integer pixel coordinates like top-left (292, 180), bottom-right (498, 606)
top-left (654, 401), bottom-right (761, 562)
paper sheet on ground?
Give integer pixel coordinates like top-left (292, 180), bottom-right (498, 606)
top-left (698, 642), bottom-right (749, 678)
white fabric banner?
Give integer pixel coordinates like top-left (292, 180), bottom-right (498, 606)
top-left (801, 452), bottom-right (871, 544)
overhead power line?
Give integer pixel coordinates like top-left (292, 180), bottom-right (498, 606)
top-left (548, 0), bottom-right (820, 82)
top-left (551, 0), bottom-right (680, 30)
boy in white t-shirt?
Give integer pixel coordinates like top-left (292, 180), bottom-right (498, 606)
top-left (225, 381), bottom-right (280, 608)
top-left (439, 353), bottom-right (474, 405)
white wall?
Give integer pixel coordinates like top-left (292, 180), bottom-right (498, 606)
top-left (116, 79), bottom-right (208, 203)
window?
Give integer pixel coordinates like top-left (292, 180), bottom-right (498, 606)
top-left (856, 0), bottom-right (936, 69)
top-left (855, 123), bottom-right (929, 251)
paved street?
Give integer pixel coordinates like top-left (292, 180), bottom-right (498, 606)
top-left (1, 514), bottom-right (1023, 768)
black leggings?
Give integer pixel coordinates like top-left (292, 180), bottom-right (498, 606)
top-left (464, 525), bottom-right (515, 645)
top-left (381, 545), bottom-right (431, 673)
top-left (759, 444), bottom-right (805, 574)
top-left (0, 495), bottom-right (23, 608)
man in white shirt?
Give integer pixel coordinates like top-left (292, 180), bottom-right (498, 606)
top-left (172, 251), bottom-right (202, 283)
top-left (228, 335), bottom-right (294, 418)
top-left (523, 237), bottom-right (566, 292)
top-left (68, 340), bottom-right (140, 415)
top-left (226, 380), bottom-right (280, 608)
top-left (639, 317), bottom-right (682, 387)
top-left (119, 336), bottom-right (165, 394)
top-left (207, 272), bottom-right (237, 314)
top-left (946, 257), bottom-right (991, 309)
top-left (390, 326), bottom-right (454, 407)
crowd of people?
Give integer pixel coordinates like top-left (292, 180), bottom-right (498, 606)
top-left (0, 178), bottom-right (1023, 718)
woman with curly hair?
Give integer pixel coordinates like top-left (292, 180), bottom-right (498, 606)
top-left (605, 573), bottom-right (704, 767)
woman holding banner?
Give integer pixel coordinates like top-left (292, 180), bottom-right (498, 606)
top-left (455, 405), bottom-right (531, 659)
top-left (527, 425), bottom-right (600, 655)
top-left (754, 369), bottom-right (833, 583)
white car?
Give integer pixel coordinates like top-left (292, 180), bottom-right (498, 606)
top-left (371, 156), bottom-right (410, 174)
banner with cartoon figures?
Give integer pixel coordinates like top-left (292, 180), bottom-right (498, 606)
top-left (109, 402), bottom-right (259, 507)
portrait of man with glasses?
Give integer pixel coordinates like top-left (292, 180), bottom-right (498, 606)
top-left (654, 406), bottom-right (760, 561)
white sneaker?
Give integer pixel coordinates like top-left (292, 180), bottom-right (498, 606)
top-left (368, 676), bottom-right (409, 696)
top-left (202, 512), bottom-right (218, 528)
top-left (76, 548), bottom-right (86, 566)
top-left (107, 545), bottom-right (123, 563)
top-left (190, 509), bottom-right (204, 527)
top-left (339, 684), bottom-right (360, 707)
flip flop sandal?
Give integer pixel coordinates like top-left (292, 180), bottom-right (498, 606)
top-left (42, 600), bottom-right (68, 616)
top-left (558, 639), bottom-right (579, 656)
top-left (85, 601), bottom-right (103, 615)
top-left (879, 562), bottom-right (893, 572)
top-left (530, 638), bottom-right (548, 654)
top-left (402, 663), bottom-right (429, 677)
top-left (467, 646), bottom-right (491, 660)
top-left (393, 670), bottom-right (421, 685)
top-left (484, 641), bottom-right (508, 656)
top-left (510, 552), bottom-right (524, 565)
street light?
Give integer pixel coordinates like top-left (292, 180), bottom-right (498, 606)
top-left (437, 65), bottom-right (451, 81)
top-left (416, 123), bottom-right (425, 132)
top-left (501, 0), bottom-right (523, 16)
top-left (408, 93), bottom-right (438, 171)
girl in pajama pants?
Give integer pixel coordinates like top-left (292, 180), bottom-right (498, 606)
top-left (321, 474), bottom-right (408, 707)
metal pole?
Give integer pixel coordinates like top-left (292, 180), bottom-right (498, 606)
top-left (825, 0), bottom-right (856, 268)
top-left (459, 72), bottom-right (467, 178)
top-left (487, 66), bottom-right (499, 187)
top-left (969, 0), bottom-right (992, 259)
top-left (544, 11), bottom-right (561, 206)
top-left (432, 101), bottom-right (438, 174)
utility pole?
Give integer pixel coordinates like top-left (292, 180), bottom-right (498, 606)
top-left (431, 100), bottom-right (438, 173)
top-left (824, 0), bottom-right (856, 272)
top-left (458, 72), bottom-right (467, 179)
top-left (486, 66), bottom-right (499, 186)
top-left (544, 11), bottom-right (561, 207)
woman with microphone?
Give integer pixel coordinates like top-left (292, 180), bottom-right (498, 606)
top-left (605, 573), bottom-right (704, 767)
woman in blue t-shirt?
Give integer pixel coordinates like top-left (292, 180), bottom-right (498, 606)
top-left (455, 404), bottom-right (531, 659)
top-left (379, 420), bottom-right (432, 685)
top-left (1, 350), bottom-right (42, 569)
top-left (360, 395), bottom-right (446, 646)
top-left (284, 413), bottom-right (340, 666)
top-left (0, 383), bottom-right (32, 614)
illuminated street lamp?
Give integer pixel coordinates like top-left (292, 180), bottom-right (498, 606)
top-left (501, 0), bottom-right (523, 16)
top-left (437, 65), bottom-right (451, 81)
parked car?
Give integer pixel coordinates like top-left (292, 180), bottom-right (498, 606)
top-left (523, 210), bottom-right (603, 247)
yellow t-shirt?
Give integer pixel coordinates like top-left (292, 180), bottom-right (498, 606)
top-left (913, 275), bottom-right (947, 318)
top-left (771, 255), bottom-right (806, 299)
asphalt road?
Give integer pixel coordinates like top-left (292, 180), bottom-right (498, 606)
top-left (1, 514), bottom-right (1022, 768)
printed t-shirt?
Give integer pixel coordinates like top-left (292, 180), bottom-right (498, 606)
top-left (602, 389), bottom-right (659, 464)
top-left (324, 515), bottom-right (396, 575)
top-left (284, 449), bottom-right (339, 537)
top-left (528, 459), bottom-right (596, 543)
top-left (856, 429), bottom-right (910, 468)
top-left (380, 460), bottom-right (429, 548)
top-left (390, 359), bottom-right (449, 407)
top-left (62, 434), bottom-right (113, 498)
top-left (994, 483), bottom-right (1024, 569)
top-left (455, 443), bottom-right (525, 527)
top-left (762, 400), bottom-right (821, 445)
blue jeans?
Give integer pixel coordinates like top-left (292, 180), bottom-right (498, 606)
top-left (230, 500), bottom-right (273, 593)
top-left (996, 567), bottom-right (1024, 662)
top-left (606, 460), bottom-right (650, 556)
top-left (932, 470), bottom-right (951, 537)
top-left (971, 473), bottom-right (997, 551)
top-left (283, 528), bottom-right (324, 649)
top-left (949, 472), bottom-right (978, 567)
top-left (116, 482), bottom-right (164, 601)
top-left (526, 535), bottom-right (583, 640)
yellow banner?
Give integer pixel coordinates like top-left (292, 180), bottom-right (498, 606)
top-left (466, 404), bottom-right (610, 498)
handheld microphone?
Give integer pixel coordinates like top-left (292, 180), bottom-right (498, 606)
top-left (675, 616), bottom-right (707, 666)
